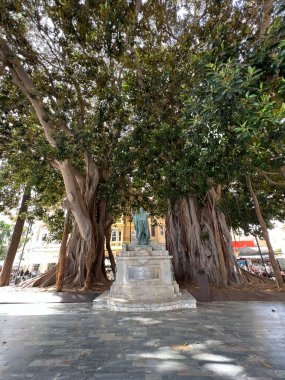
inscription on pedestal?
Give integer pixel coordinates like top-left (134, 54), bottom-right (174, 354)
top-left (128, 266), bottom-right (159, 280)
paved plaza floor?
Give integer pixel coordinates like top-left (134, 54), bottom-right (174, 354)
top-left (0, 301), bottom-right (285, 380)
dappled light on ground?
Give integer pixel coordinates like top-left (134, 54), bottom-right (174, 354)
top-left (0, 304), bottom-right (67, 316)
top-left (119, 316), bottom-right (162, 325)
top-left (0, 302), bottom-right (284, 378)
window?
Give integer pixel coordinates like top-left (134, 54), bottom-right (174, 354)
top-left (160, 226), bottom-right (164, 236)
top-left (118, 230), bottom-right (122, 241)
top-left (111, 230), bottom-right (117, 242)
top-left (151, 225), bottom-right (156, 237)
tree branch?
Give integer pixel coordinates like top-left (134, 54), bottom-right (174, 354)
top-left (259, 0), bottom-right (273, 37)
top-left (256, 168), bottom-right (285, 188)
top-left (162, 2), bottom-right (179, 41)
top-left (56, 159), bottom-right (91, 240)
top-left (125, 0), bottom-right (145, 89)
top-left (135, 0), bottom-right (142, 19)
top-left (0, 37), bottom-right (72, 146)
top-left (281, 166), bottom-right (285, 179)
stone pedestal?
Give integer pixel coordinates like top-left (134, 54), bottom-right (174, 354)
top-left (93, 241), bottom-right (196, 311)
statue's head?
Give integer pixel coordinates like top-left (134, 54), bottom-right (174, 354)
top-left (139, 207), bottom-right (144, 213)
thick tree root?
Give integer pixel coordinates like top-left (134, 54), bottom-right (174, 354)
top-left (18, 266), bottom-right (112, 290)
top-left (166, 194), bottom-right (244, 285)
top-left (19, 267), bottom-right (57, 288)
top-left (241, 268), bottom-right (276, 286)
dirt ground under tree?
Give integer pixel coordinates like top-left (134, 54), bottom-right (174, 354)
top-left (181, 281), bottom-right (285, 302)
top-left (1, 278), bottom-right (285, 303)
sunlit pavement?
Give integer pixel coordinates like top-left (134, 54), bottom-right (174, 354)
top-left (0, 301), bottom-right (285, 380)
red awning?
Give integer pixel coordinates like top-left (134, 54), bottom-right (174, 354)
top-left (232, 240), bottom-right (255, 248)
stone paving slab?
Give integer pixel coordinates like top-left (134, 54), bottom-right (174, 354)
top-left (0, 290), bottom-right (98, 303)
top-left (0, 301), bottom-right (285, 379)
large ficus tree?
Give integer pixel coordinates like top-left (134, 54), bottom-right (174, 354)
top-left (122, 0), bottom-right (285, 287)
top-left (0, 0), bottom-right (150, 288)
top-left (1, 1), bottom-right (199, 288)
top-left (0, 77), bottom-right (67, 286)
top-left (1, 0), bottom-right (284, 290)
top-left (174, 4), bottom-right (285, 288)
top-left (175, 57), bottom-right (285, 287)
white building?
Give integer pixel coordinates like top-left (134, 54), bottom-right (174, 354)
top-left (16, 216), bottom-right (166, 272)
top-left (16, 221), bottom-right (60, 273)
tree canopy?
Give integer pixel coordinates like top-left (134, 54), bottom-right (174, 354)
top-left (1, 0), bottom-right (285, 287)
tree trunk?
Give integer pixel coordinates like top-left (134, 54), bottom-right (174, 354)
top-left (56, 209), bottom-right (70, 292)
top-left (20, 162), bottom-right (112, 289)
top-left (105, 217), bottom-right (116, 277)
top-left (0, 40), bottom-right (112, 290)
top-left (165, 191), bottom-right (244, 286)
top-left (259, 0), bottom-right (273, 37)
top-left (246, 176), bottom-right (284, 288)
top-left (0, 190), bottom-right (30, 287)
top-left (208, 188), bottom-right (228, 287)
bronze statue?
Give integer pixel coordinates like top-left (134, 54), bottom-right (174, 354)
top-left (131, 207), bottom-right (150, 245)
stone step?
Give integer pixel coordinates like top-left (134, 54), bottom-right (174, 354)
top-left (93, 289), bottom-right (196, 311)
top-left (110, 283), bottom-right (178, 300)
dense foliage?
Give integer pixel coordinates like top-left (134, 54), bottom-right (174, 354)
top-left (0, 220), bottom-right (12, 259)
top-left (121, 1), bottom-right (285, 235)
top-left (1, 1), bottom-right (285, 286)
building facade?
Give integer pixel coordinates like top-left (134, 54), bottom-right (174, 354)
top-left (17, 216), bottom-right (166, 273)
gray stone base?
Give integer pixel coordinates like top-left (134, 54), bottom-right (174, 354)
top-left (93, 289), bottom-right (196, 312)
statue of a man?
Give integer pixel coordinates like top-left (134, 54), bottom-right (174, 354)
top-left (131, 207), bottom-right (150, 245)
